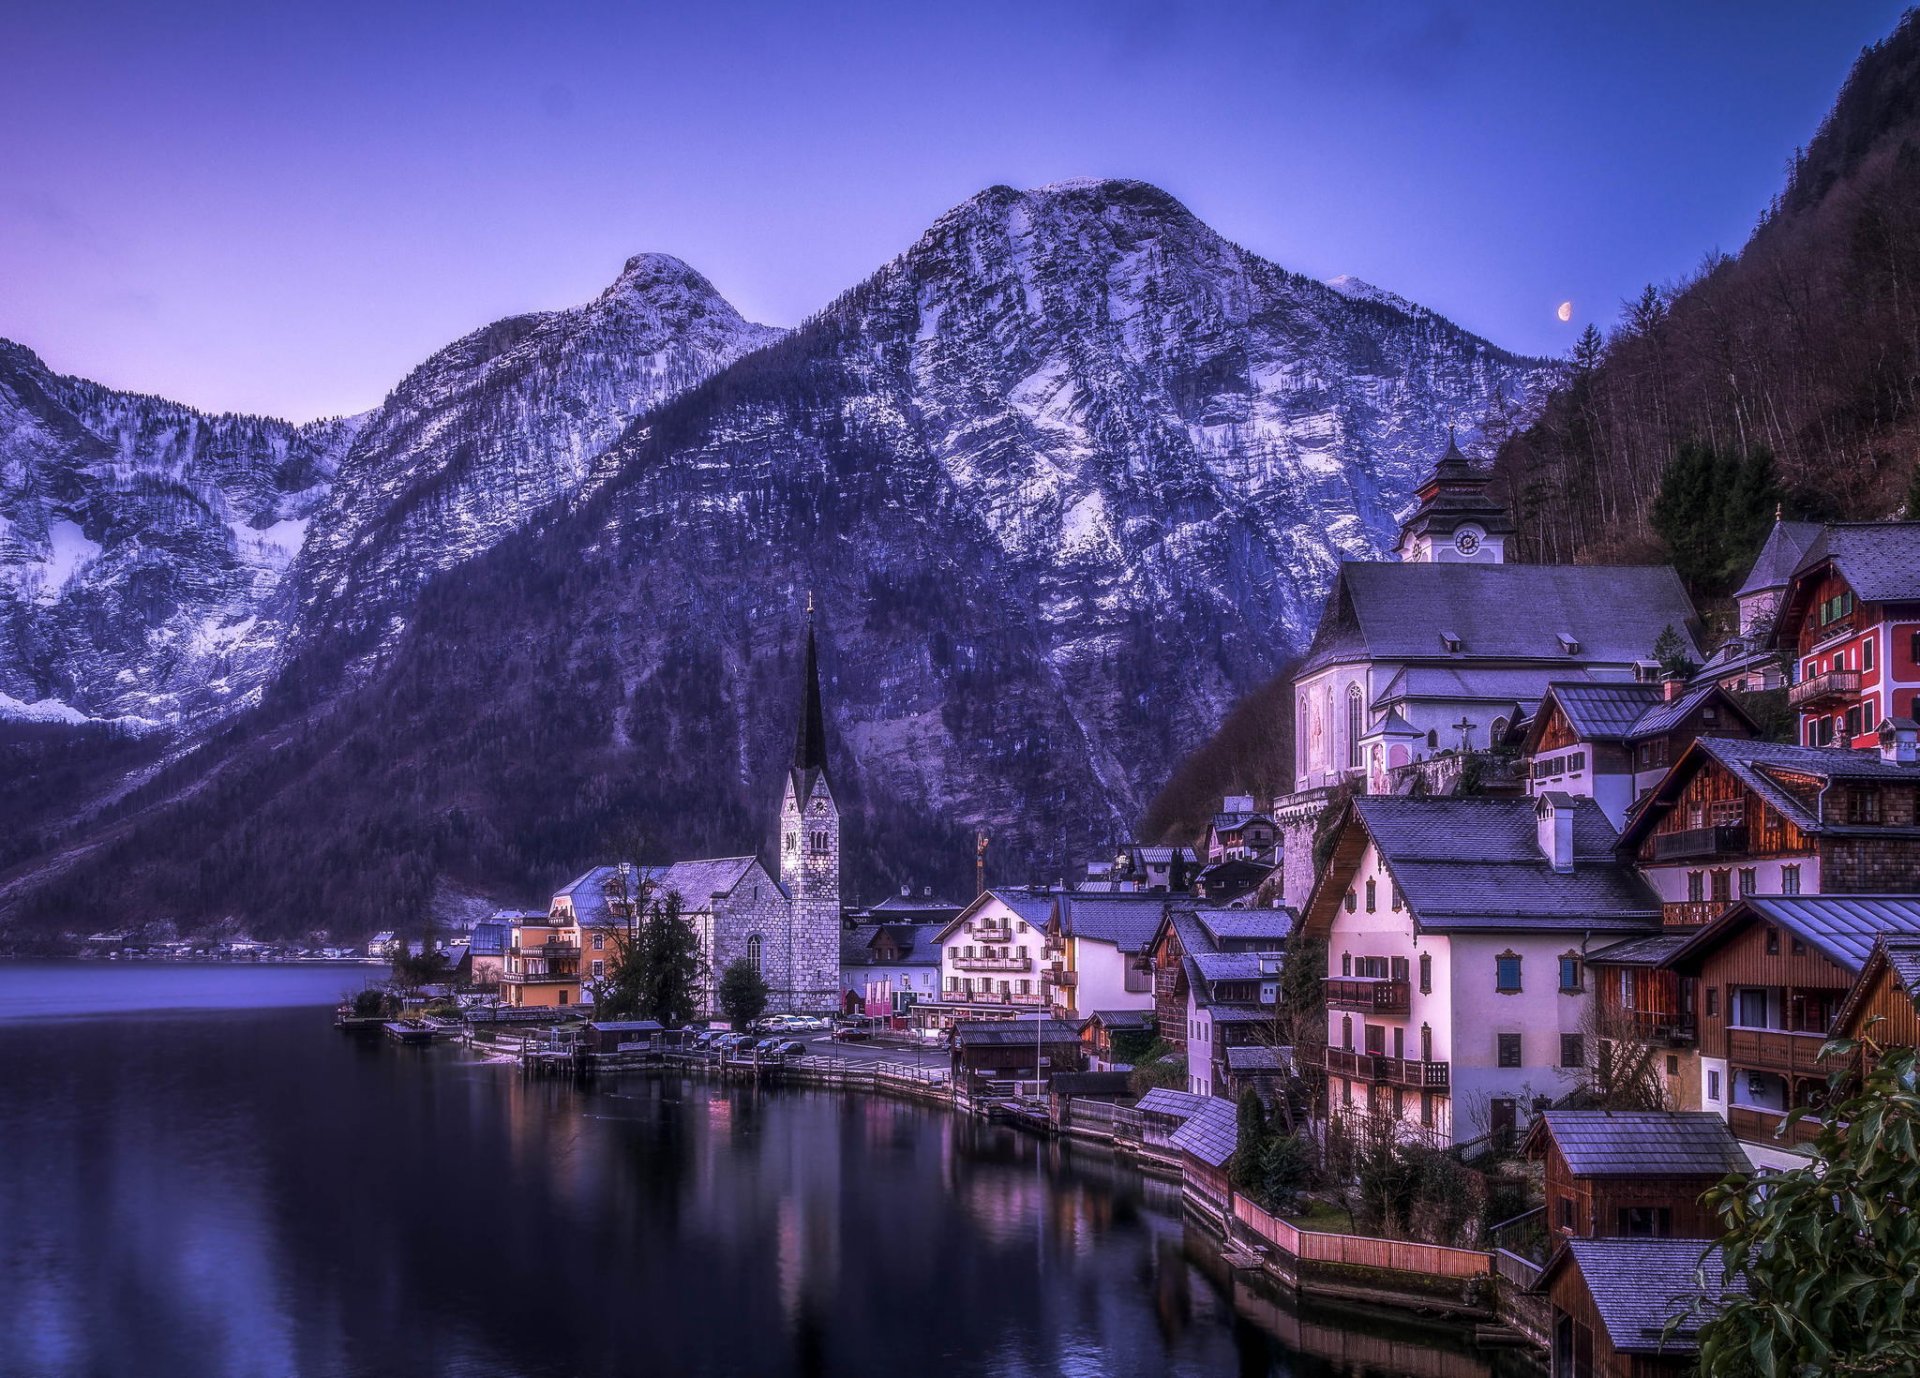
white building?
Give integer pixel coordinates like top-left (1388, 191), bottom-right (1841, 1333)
top-left (1303, 793), bottom-right (1661, 1147)
top-left (920, 889), bottom-right (1056, 1026)
top-left (1044, 893), bottom-right (1163, 1021)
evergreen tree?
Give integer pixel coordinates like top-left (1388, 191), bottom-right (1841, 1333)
top-left (717, 957), bottom-right (769, 1027)
top-left (1905, 459), bottom-right (1920, 518)
top-left (1652, 624), bottom-right (1698, 679)
top-left (633, 891), bottom-right (707, 1026)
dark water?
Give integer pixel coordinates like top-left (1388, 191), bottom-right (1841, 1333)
top-left (0, 965), bottom-right (1530, 1378)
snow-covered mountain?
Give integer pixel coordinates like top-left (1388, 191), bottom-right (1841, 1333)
top-left (3, 180), bottom-right (1560, 933)
top-left (0, 256), bottom-right (779, 726)
top-left (0, 340), bottom-right (363, 725)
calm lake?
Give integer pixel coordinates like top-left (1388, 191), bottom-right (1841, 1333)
top-left (0, 963), bottom-right (1533, 1378)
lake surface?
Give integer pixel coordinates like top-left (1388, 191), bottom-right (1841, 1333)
top-left (0, 964), bottom-right (1532, 1378)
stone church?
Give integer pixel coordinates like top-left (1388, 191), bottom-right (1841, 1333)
top-left (549, 611), bottom-right (843, 1015)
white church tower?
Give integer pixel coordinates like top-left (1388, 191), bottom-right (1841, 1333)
top-left (1391, 431), bottom-right (1514, 564)
top-left (777, 604), bottom-right (842, 1012)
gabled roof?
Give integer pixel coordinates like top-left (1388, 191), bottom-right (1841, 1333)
top-left (1087, 1009), bottom-right (1153, 1030)
top-left (1191, 951), bottom-right (1280, 983)
top-left (1210, 811), bottom-right (1275, 832)
top-left (952, 1019), bottom-right (1082, 1048)
top-left (933, 888), bottom-right (1055, 943)
top-left (839, 922), bottom-right (943, 968)
top-left (1618, 737), bottom-right (1920, 850)
top-left (1526, 1111), bottom-right (1747, 1177)
top-left (1536, 1239), bottom-right (1746, 1355)
top-left (1055, 893), bottom-right (1169, 954)
top-left (1786, 521), bottom-right (1920, 605)
top-left (1300, 563), bottom-right (1701, 676)
top-left (1586, 932), bottom-right (1694, 967)
top-left (1306, 797), bottom-right (1661, 935)
top-left (1626, 682), bottom-right (1756, 742)
top-left (1531, 680), bottom-right (1665, 744)
top-left (1191, 908), bottom-right (1294, 945)
top-left (1834, 935), bottom-right (1920, 1034)
top-left (1167, 1096), bottom-right (1238, 1168)
top-left (1734, 518), bottom-right (1824, 598)
top-left (1665, 895), bottom-right (1920, 975)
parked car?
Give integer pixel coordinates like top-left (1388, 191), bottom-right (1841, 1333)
top-left (754, 1037), bottom-right (784, 1053)
top-left (832, 1027), bottom-right (869, 1043)
top-left (774, 1040), bottom-right (806, 1057)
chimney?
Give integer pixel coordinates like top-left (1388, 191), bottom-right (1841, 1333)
top-left (1880, 717), bottom-right (1920, 766)
top-left (1662, 675), bottom-right (1686, 703)
top-left (1535, 794), bottom-right (1575, 873)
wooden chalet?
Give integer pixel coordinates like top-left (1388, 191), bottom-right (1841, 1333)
top-left (949, 1018), bottom-right (1085, 1085)
top-left (1832, 933), bottom-right (1920, 1069)
top-left (1534, 1237), bottom-right (1745, 1378)
top-left (1523, 1111), bottom-right (1744, 1243)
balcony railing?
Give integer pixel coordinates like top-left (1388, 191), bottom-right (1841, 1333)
top-left (1322, 1046), bottom-right (1450, 1092)
top-left (1789, 669), bottom-right (1861, 711)
top-left (1049, 968), bottom-right (1078, 988)
top-left (502, 969), bottom-right (580, 985)
top-left (1662, 900), bottom-right (1729, 926)
top-left (1650, 825), bottom-right (1749, 861)
top-left (951, 954), bottom-right (1031, 971)
top-left (1728, 1103), bottom-right (1822, 1149)
top-left (967, 925), bottom-right (1013, 944)
top-left (510, 942), bottom-right (582, 960)
top-left (1617, 1010), bottom-right (1696, 1045)
top-left (939, 991), bottom-right (1045, 1007)
top-left (1728, 1025), bottom-right (1835, 1077)
top-left (1324, 976), bottom-right (1410, 1014)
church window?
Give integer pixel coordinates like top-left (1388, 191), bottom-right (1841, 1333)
top-left (1347, 687), bottom-right (1365, 769)
top-left (1427, 729), bottom-right (1438, 749)
top-left (747, 934), bottom-right (762, 973)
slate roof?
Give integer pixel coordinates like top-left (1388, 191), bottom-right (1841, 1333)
top-left (1626, 683), bottom-right (1753, 742)
top-left (1192, 908), bottom-right (1294, 945)
top-left (952, 1019), bottom-right (1083, 1048)
top-left (1057, 894), bottom-right (1169, 954)
top-left (840, 923), bottom-right (943, 968)
top-left (1167, 1096), bottom-right (1239, 1168)
top-left (1300, 563), bottom-right (1701, 675)
top-left (1734, 519), bottom-right (1824, 598)
top-left (1888, 939), bottom-right (1920, 1001)
top-left (1224, 1045), bottom-right (1293, 1074)
top-left (1788, 521), bottom-right (1920, 604)
top-left (1539, 1239), bottom-right (1747, 1355)
top-left (1538, 681), bottom-right (1664, 741)
top-left (1133, 1088), bottom-right (1212, 1121)
top-left (1191, 951), bottom-right (1279, 982)
top-left (1619, 736), bottom-right (1920, 849)
top-left (935, 888), bottom-right (1056, 941)
top-left (1211, 811), bottom-right (1275, 831)
top-left (1208, 1003), bottom-right (1280, 1026)
top-left (1836, 935), bottom-right (1920, 1033)
top-left (1587, 932), bottom-right (1694, 967)
top-left (1349, 796), bottom-right (1661, 931)
top-left (557, 858), bottom-right (770, 924)
top-left (1088, 1009), bottom-right (1153, 1030)
top-left (1531, 1111), bottom-right (1747, 1177)
top-left (1668, 895), bottom-right (1920, 973)
top-left (1376, 664), bottom-right (1600, 710)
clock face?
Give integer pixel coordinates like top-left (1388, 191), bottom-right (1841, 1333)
top-left (1454, 529), bottom-right (1481, 555)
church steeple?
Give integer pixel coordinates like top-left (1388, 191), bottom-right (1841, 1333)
top-left (792, 598), bottom-right (828, 778)
top-left (1393, 429), bottom-right (1514, 563)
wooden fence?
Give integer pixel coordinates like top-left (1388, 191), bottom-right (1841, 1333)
top-left (1231, 1195), bottom-right (1492, 1280)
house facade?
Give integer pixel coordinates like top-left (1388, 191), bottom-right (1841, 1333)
top-left (1044, 893), bottom-right (1163, 1021)
top-left (1524, 1110), bottom-right (1745, 1244)
top-left (1304, 794), bottom-right (1660, 1147)
top-left (838, 922), bottom-right (942, 1016)
top-left (1770, 522), bottom-right (1920, 746)
top-left (921, 889), bottom-right (1055, 1026)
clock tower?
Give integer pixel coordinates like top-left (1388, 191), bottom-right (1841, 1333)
top-left (1392, 431), bottom-right (1513, 564)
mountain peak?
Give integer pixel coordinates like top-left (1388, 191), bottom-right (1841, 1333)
top-left (600, 252), bottom-right (720, 303)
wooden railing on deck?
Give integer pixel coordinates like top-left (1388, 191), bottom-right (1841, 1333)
top-left (1231, 1195), bottom-right (1491, 1279)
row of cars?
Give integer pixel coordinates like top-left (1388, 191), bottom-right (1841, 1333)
top-left (688, 1030), bottom-right (810, 1059)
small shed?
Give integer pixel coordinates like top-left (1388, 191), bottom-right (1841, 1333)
top-left (1168, 1096), bottom-right (1238, 1213)
top-left (1524, 1111), bottom-right (1746, 1242)
top-left (950, 1019), bottom-right (1086, 1083)
top-left (1084, 1008), bottom-right (1154, 1064)
top-left (1534, 1237), bottom-right (1745, 1377)
top-left (584, 1020), bottom-right (664, 1053)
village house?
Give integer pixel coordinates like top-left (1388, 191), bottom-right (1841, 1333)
top-left (1521, 679), bottom-right (1757, 829)
top-left (838, 921), bottom-right (942, 1017)
top-left (1616, 728), bottom-right (1920, 926)
top-left (1183, 947), bottom-right (1285, 1098)
top-left (1145, 905), bottom-right (1293, 1076)
top-left (1523, 1110), bottom-right (1746, 1243)
top-left (1534, 1237), bottom-right (1746, 1378)
top-left (1831, 932), bottom-right (1920, 1068)
top-left (1662, 894), bottom-right (1920, 1168)
top-left (1043, 893), bottom-right (1164, 1021)
top-left (949, 1018), bottom-right (1084, 1088)
top-left (1202, 797), bottom-right (1278, 863)
top-left (1691, 514), bottom-right (1825, 693)
top-left (1304, 794), bottom-right (1660, 1148)
top-left (1580, 929), bottom-right (1703, 1111)
top-left (921, 888), bottom-right (1055, 1027)
top-left (502, 913), bottom-right (584, 1009)
top-left (1770, 521), bottom-right (1920, 745)
top-left (1109, 843), bottom-right (1196, 892)
top-left (1082, 1008), bottom-right (1153, 1069)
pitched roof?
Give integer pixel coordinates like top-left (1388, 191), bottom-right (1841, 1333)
top-left (556, 858), bottom-right (771, 924)
top-left (1835, 935), bottom-right (1920, 1034)
top-left (1535, 681), bottom-right (1665, 742)
top-left (1667, 895), bottom-right (1920, 974)
top-left (1376, 664), bottom-right (1599, 711)
top-left (1626, 683), bottom-right (1755, 742)
top-left (1619, 737), bottom-right (1920, 848)
top-left (1191, 908), bottom-right (1294, 945)
top-left (1586, 932), bottom-right (1694, 967)
top-left (952, 1019), bottom-right (1082, 1048)
top-left (1168, 1096), bottom-right (1238, 1167)
top-left (1788, 521), bottom-right (1920, 604)
top-left (839, 922), bottom-right (943, 968)
top-left (1133, 1088), bottom-right (1212, 1121)
top-left (1208, 1003), bottom-right (1281, 1026)
top-left (1088, 1009), bottom-right (1153, 1030)
top-left (1225, 1045), bottom-right (1293, 1074)
top-left (1057, 894), bottom-right (1169, 954)
top-left (1734, 519), bottom-right (1824, 598)
top-left (1323, 797), bottom-right (1660, 932)
top-left (1539, 1239), bottom-right (1746, 1355)
top-left (934, 888), bottom-right (1056, 942)
top-left (1530, 1111), bottom-right (1747, 1177)
top-left (1191, 951), bottom-right (1280, 983)
top-left (468, 921), bottom-right (510, 957)
top-left (1300, 563), bottom-right (1701, 676)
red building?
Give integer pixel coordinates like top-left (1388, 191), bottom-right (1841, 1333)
top-left (1771, 522), bottom-right (1920, 747)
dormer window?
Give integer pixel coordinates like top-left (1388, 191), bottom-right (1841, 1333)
top-left (1440, 631), bottom-right (1463, 653)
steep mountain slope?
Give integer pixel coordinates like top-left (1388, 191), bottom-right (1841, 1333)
top-left (0, 343), bottom-right (362, 725)
top-left (282, 254), bottom-right (783, 667)
top-left (1494, 9), bottom-right (1920, 567)
top-left (10, 180), bottom-right (1555, 937)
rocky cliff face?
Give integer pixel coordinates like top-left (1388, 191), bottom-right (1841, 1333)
top-left (0, 341), bottom-right (361, 725)
top-left (4, 180), bottom-right (1559, 934)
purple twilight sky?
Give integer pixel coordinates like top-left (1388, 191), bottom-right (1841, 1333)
top-left (1, 1), bottom-right (1908, 421)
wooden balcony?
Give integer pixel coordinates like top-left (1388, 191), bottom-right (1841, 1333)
top-left (1650, 825), bottom-right (1749, 861)
top-left (1322, 1046), bottom-right (1450, 1093)
top-left (1662, 900), bottom-right (1729, 926)
top-left (1324, 976), bottom-right (1410, 1014)
top-left (969, 924), bottom-right (1014, 944)
top-left (1728, 1103), bottom-right (1822, 1149)
top-left (510, 942), bottom-right (581, 960)
top-left (1617, 1009), bottom-right (1696, 1045)
top-left (1789, 668), bottom-right (1861, 711)
top-left (952, 954), bottom-right (1031, 971)
top-left (502, 968), bottom-right (580, 985)
top-left (1049, 967), bottom-right (1078, 988)
top-left (1728, 1025), bottom-right (1835, 1077)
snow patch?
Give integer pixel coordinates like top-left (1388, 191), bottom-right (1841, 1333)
top-left (35, 519), bottom-right (102, 601)
top-left (229, 517), bottom-right (311, 567)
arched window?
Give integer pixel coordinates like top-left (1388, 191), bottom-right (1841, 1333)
top-left (1491, 715), bottom-right (1509, 747)
top-left (1427, 728), bottom-right (1439, 749)
top-left (747, 934), bottom-right (763, 973)
top-left (1347, 686), bottom-right (1365, 769)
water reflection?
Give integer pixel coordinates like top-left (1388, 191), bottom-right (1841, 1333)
top-left (0, 1000), bottom-right (1536, 1378)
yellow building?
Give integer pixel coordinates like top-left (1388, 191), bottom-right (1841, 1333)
top-left (502, 916), bottom-right (585, 1008)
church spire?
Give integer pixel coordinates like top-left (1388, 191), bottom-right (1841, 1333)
top-left (792, 600), bottom-right (828, 776)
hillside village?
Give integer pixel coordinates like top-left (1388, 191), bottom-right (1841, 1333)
top-left (312, 434), bottom-right (1920, 1377)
